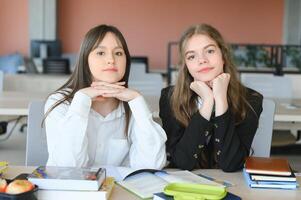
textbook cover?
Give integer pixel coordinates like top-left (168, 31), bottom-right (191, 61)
top-left (245, 157), bottom-right (292, 176)
top-left (36, 177), bottom-right (115, 200)
top-left (28, 166), bottom-right (106, 191)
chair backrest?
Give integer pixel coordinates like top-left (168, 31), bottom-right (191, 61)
top-left (0, 70), bottom-right (3, 92)
top-left (240, 74), bottom-right (292, 98)
top-left (26, 101), bottom-right (48, 166)
top-left (129, 73), bottom-right (164, 97)
top-left (251, 99), bottom-right (276, 157)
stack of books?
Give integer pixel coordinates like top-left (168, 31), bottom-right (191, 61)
top-left (27, 166), bottom-right (113, 200)
top-left (243, 157), bottom-right (298, 190)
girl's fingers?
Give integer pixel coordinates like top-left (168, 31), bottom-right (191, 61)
top-left (92, 84), bottom-right (125, 90)
top-left (91, 81), bottom-right (126, 89)
top-left (97, 88), bottom-right (121, 95)
top-left (92, 85), bottom-right (117, 90)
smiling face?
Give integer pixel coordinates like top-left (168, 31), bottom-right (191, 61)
top-left (88, 32), bottom-right (126, 83)
top-left (184, 34), bottom-right (224, 82)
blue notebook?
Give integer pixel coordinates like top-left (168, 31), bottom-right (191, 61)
top-left (243, 169), bottom-right (298, 190)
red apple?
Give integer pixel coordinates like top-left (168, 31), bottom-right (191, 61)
top-left (0, 178), bottom-right (7, 193)
top-left (5, 180), bottom-right (34, 194)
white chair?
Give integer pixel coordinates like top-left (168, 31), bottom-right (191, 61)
top-left (25, 101), bottom-right (48, 166)
top-left (241, 73), bottom-right (298, 144)
top-left (129, 73), bottom-right (164, 97)
top-left (129, 62), bottom-right (147, 81)
top-left (240, 73), bottom-right (292, 98)
top-left (251, 99), bottom-right (276, 157)
top-left (0, 70), bottom-right (3, 92)
top-left (127, 58), bottom-right (164, 97)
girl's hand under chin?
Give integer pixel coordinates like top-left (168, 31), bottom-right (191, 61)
top-left (212, 73), bottom-right (230, 100)
top-left (79, 81), bottom-right (126, 101)
top-left (91, 81), bottom-right (140, 102)
top-left (102, 87), bottom-right (141, 102)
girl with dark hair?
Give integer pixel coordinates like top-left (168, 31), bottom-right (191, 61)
top-left (44, 24), bottom-right (166, 169)
top-left (159, 24), bottom-right (263, 172)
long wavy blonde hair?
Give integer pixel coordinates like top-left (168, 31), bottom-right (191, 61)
top-left (171, 24), bottom-right (250, 127)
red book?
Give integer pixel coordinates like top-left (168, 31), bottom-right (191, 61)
top-left (245, 157), bottom-right (292, 176)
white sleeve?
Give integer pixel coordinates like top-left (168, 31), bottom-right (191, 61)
top-left (45, 91), bottom-right (91, 167)
top-left (127, 96), bottom-right (167, 169)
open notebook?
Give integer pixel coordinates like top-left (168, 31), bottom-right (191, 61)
top-left (115, 168), bottom-right (224, 199)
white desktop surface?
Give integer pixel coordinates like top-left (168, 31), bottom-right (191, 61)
top-left (0, 91), bottom-right (47, 115)
top-left (2, 166), bottom-right (301, 200)
top-left (273, 98), bottom-right (301, 122)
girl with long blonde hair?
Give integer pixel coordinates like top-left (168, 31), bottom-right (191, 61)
top-left (159, 24), bottom-right (262, 171)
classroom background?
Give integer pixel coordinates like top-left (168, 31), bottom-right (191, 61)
top-left (1, 0), bottom-right (301, 171)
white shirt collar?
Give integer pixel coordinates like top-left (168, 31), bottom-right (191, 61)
top-left (90, 101), bottom-right (125, 121)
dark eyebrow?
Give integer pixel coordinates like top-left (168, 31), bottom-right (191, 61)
top-left (96, 46), bottom-right (123, 50)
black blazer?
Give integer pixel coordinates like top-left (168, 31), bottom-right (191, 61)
top-left (159, 86), bottom-right (263, 172)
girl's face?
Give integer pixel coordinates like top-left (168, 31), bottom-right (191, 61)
top-left (88, 32), bottom-right (126, 83)
top-left (184, 34), bottom-right (224, 82)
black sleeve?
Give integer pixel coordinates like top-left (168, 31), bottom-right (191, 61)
top-left (212, 89), bottom-right (263, 172)
top-left (159, 87), bottom-right (214, 170)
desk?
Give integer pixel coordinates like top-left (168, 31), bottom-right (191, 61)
top-left (2, 166), bottom-right (301, 200)
top-left (3, 74), bottom-right (69, 94)
top-left (0, 92), bottom-right (159, 117)
top-left (0, 91), bottom-right (47, 115)
top-left (273, 98), bottom-right (301, 142)
top-left (273, 98), bottom-right (301, 122)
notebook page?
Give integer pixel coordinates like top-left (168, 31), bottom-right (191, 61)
top-left (118, 172), bottom-right (168, 199)
top-left (156, 170), bottom-right (224, 187)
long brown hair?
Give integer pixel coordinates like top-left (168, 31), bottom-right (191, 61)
top-left (44, 24), bottom-right (131, 134)
top-left (171, 24), bottom-right (251, 127)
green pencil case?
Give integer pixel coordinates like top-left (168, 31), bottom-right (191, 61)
top-left (164, 183), bottom-right (227, 200)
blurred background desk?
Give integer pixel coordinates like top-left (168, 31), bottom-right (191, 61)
top-left (2, 74), bottom-right (69, 94)
top-left (0, 92), bottom-right (159, 118)
top-left (274, 98), bottom-right (301, 122)
top-left (273, 98), bottom-right (301, 145)
top-left (0, 91), bottom-right (47, 116)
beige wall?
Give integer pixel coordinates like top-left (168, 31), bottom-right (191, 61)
top-left (58, 0), bottom-right (284, 68)
top-left (0, 0), bottom-right (29, 55)
top-left (0, 0), bottom-right (284, 69)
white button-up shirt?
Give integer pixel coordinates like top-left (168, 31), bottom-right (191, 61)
top-left (44, 90), bottom-right (167, 169)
